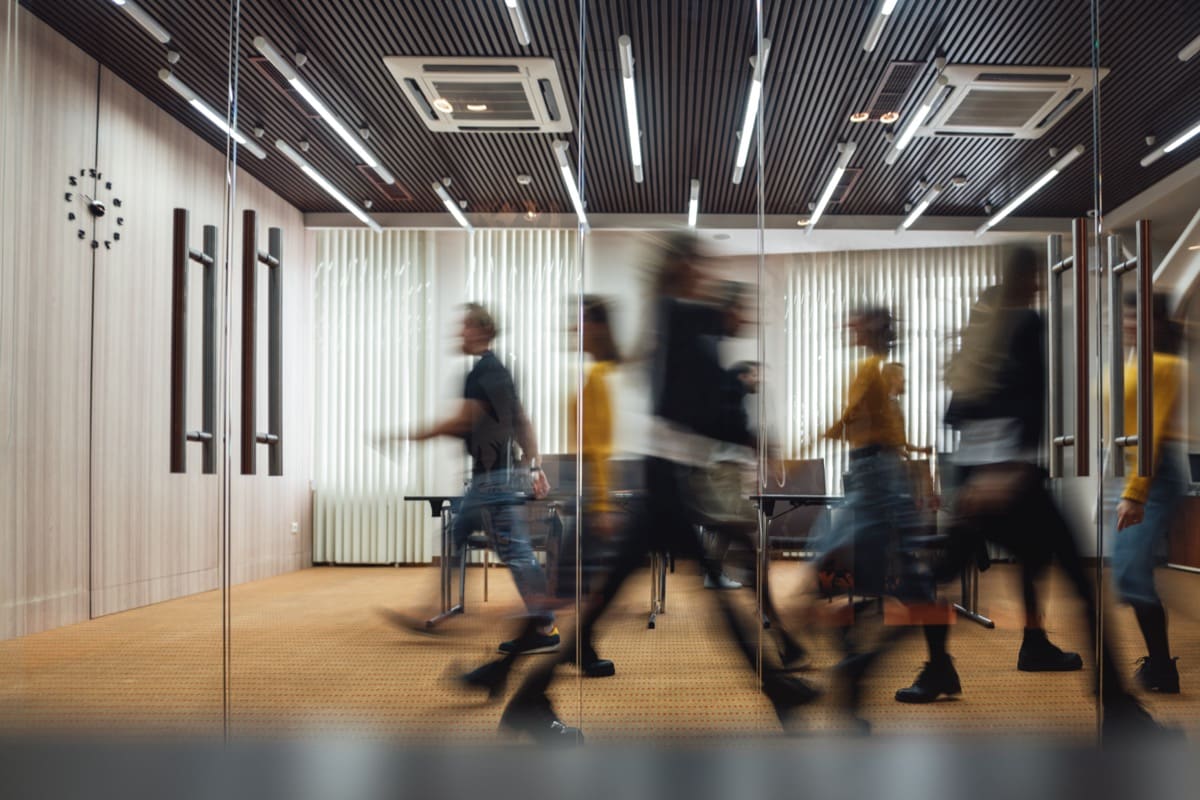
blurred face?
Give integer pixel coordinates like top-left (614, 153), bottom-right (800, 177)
top-left (739, 366), bottom-right (760, 394)
top-left (885, 368), bottom-right (905, 396)
top-left (460, 318), bottom-right (489, 355)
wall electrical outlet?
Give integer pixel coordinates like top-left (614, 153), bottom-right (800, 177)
top-left (290, 522), bottom-right (300, 535)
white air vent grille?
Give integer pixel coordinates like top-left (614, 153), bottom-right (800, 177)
top-left (918, 64), bottom-right (1107, 140)
top-left (384, 56), bottom-right (572, 133)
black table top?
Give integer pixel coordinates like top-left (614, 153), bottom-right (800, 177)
top-left (749, 493), bottom-right (843, 516)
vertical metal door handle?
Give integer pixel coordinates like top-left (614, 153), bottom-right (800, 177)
top-left (169, 208), bottom-right (217, 475)
top-left (1136, 220), bottom-right (1154, 478)
top-left (1047, 218), bottom-right (1089, 478)
top-left (240, 209), bottom-right (284, 476)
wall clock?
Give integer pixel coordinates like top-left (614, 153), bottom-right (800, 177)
top-left (65, 167), bottom-right (125, 250)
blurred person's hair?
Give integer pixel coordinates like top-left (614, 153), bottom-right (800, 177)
top-left (582, 295), bottom-right (621, 363)
top-left (462, 302), bottom-right (498, 341)
top-left (849, 305), bottom-right (896, 354)
top-left (1123, 291), bottom-right (1183, 355)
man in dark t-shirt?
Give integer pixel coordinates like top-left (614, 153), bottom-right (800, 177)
top-left (390, 303), bottom-right (558, 654)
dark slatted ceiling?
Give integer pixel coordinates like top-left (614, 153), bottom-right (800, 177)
top-left (21, 0), bottom-right (1200, 222)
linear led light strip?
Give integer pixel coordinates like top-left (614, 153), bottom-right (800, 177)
top-left (618, 35), bottom-right (644, 183)
top-left (884, 74), bottom-right (947, 166)
top-left (896, 184), bottom-right (943, 233)
top-left (687, 179), bottom-right (700, 228)
top-left (975, 145), bottom-right (1084, 236)
top-left (1180, 34), bottom-right (1200, 62)
top-left (1140, 116), bottom-right (1200, 167)
top-left (110, 0), bottom-right (170, 45)
top-left (862, 0), bottom-right (901, 53)
top-left (732, 38), bottom-right (771, 185)
top-left (553, 141), bottom-right (588, 229)
top-left (276, 140), bottom-right (380, 232)
top-left (806, 142), bottom-right (857, 233)
top-left (158, 70), bottom-right (266, 158)
top-left (504, 0), bottom-right (532, 46)
top-left (433, 182), bottom-right (473, 231)
top-left (253, 36), bottom-right (395, 184)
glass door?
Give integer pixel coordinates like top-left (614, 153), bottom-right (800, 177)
top-left (0, 0), bottom-right (239, 735)
top-left (225, 0), bottom-right (586, 741)
top-left (1093, 0), bottom-right (1200, 738)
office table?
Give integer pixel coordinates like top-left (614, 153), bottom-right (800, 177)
top-left (403, 495), bottom-right (464, 628)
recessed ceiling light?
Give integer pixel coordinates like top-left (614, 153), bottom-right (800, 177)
top-left (796, 216), bottom-right (811, 227)
top-left (466, 103), bottom-right (488, 112)
top-left (1189, 244), bottom-right (1200, 251)
top-left (516, 174), bottom-right (533, 185)
top-left (524, 209), bottom-right (540, 222)
top-left (849, 111), bottom-right (869, 123)
top-left (950, 174), bottom-right (968, 187)
top-left (879, 111), bottom-right (900, 124)
top-left (433, 97), bottom-right (453, 114)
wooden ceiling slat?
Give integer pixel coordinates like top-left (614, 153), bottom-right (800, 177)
top-left (21, 0), bottom-right (1200, 222)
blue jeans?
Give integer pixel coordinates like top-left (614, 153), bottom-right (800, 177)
top-left (813, 448), bottom-right (916, 597)
top-left (453, 470), bottom-right (553, 626)
top-left (1110, 446), bottom-right (1187, 607)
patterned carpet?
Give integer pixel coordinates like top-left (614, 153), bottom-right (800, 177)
top-left (1, 562), bottom-right (1197, 741)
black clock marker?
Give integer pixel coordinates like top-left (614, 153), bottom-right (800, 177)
top-left (77, 230), bottom-right (86, 239)
top-left (113, 232), bottom-right (120, 241)
top-left (64, 192), bottom-right (72, 201)
top-left (105, 181), bottom-right (112, 190)
top-left (68, 176), bottom-right (77, 186)
top-left (68, 212), bottom-right (76, 221)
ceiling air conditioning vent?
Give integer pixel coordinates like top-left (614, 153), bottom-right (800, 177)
top-left (916, 64), bottom-right (1107, 140)
top-left (384, 56), bottom-right (572, 133)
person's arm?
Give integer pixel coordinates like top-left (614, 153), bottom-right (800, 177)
top-left (513, 403), bottom-right (552, 498)
top-left (1118, 357), bottom-right (1181, 528)
top-left (377, 399), bottom-right (481, 446)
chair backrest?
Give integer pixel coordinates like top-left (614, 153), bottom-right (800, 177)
top-left (766, 458), bottom-right (828, 548)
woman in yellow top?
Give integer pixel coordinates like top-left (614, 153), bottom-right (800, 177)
top-left (559, 295), bottom-right (621, 678)
top-left (1112, 292), bottom-right (1188, 694)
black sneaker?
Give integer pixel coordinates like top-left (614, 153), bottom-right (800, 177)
top-left (458, 659), bottom-right (510, 700)
top-left (1134, 656), bottom-right (1181, 694)
top-left (1017, 629), bottom-right (1084, 672)
top-left (564, 644), bottom-right (615, 677)
top-left (500, 694), bottom-right (584, 745)
top-left (498, 626), bottom-right (561, 655)
top-left (895, 658), bottom-right (962, 703)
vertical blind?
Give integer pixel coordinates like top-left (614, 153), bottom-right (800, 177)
top-left (467, 229), bottom-right (580, 458)
top-left (778, 246), bottom-right (1003, 492)
top-left (312, 229), bottom-right (435, 564)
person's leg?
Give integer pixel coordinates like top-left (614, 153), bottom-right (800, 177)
top-left (703, 528), bottom-right (742, 589)
top-left (1113, 477), bottom-right (1182, 693)
top-left (1013, 545), bottom-right (1083, 672)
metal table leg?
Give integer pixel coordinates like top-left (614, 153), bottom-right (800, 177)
top-left (953, 562), bottom-right (995, 628)
top-left (648, 552), bottom-right (664, 629)
top-left (426, 505), bottom-right (464, 629)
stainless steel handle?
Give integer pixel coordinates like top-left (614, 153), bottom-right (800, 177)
top-left (1136, 220), bottom-right (1154, 478)
top-left (1108, 220), bottom-right (1153, 479)
top-left (169, 208), bottom-right (217, 475)
top-left (1047, 218), bottom-right (1089, 479)
top-left (240, 209), bottom-right (284, 476)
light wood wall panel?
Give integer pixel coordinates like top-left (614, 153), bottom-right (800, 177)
top-left (90, 66), bottom-right (314, 615)
top-left (0, 3), bottom-right (97, 639)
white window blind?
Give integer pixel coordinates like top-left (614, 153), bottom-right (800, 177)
top-left (312, 229), bottom-right (436, 564)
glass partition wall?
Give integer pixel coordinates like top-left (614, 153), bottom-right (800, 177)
top-left (5, 0), bottom-right (1199, 748)
top-left (225, 0), bottom-right (587, 739)
top-left (0, 0), bottom-right (239, 735)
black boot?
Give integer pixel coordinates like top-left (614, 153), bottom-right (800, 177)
top-left (895, 657), bottom-right (962, 703)
top-left (1017, 628), bottom-right (1083, 672)
top-left (459, 659), bottom-right (511, 700)
top-left (1134, 656), bottom-right (1181, 694)
top-left (1101, 692), bottom-right (1179, 742)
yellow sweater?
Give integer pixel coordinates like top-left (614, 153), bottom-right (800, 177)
top-left (826, 355), bottom-right (905, 449)
top-left (570, 360), bottom-right (616, 513)
top-left (1120, 353), bottom-right (1184, 504)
